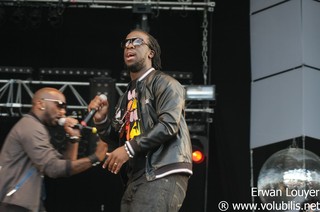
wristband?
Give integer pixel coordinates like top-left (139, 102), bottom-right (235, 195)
top-left (94, 115), bottom-right (108, 125)
top-left (125, 141), bottom-right (135, 156)
top-left (88, 153), bottom-right (100, 166)
top-left (68, 136), bottom-right (80, 143)
top-left (124, 143), bottom-right (134, 158)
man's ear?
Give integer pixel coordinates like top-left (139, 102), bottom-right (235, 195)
top-left (148, 50), bottom-right (155, 59)
top-left (37, 100), bottom-right (46, 110)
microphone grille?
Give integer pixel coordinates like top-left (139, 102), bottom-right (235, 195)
top-left (99, 94), bottom-right (108, 101)
top-left (58, 118), bottom-right (66, 126)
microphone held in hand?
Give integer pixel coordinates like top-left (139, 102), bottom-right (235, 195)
top-left (58, 118), bottom-right (97, 134)
top-left (81, 94), bottom-right (108, 126)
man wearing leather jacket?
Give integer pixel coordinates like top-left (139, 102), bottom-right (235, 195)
top-left (88, 28), bottom-right (193, 212)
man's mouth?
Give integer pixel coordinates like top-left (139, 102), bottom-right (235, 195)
top-left (126, 52), bottom-right (136, 60)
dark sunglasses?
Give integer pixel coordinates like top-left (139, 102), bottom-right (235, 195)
top-left (42, 98), bottom-right (67, 110)
top-left (121, 37), bottom-right (150, 49)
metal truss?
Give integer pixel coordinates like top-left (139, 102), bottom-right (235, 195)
top-left (0, 79), bottom-right (213, 117)
top-left (0, 79), bottom-right (88, 116)
top-left (0, 0), bottom-right (215, 12)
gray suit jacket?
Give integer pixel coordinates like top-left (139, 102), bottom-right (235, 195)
top-left (0, 114), bottom-right (71, 212)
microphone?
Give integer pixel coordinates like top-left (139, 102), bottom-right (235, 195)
top-left (81, 94), bottom-right (108, 127)
top-left (58, 118), bottom-right (97, 134)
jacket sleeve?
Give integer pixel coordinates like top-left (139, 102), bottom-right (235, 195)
top-left (18, 116), bottom-right (71, 178)
top-left (95, 118), bottom-right (119, 151)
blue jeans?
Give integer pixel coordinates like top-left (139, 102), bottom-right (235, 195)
top-left (121, 173), bottom-right (189, 212)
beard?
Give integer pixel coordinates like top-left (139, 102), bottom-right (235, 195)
top-left (125, 58), bottom-right (145, 73)
top-left (43, 110), bottom-right (57, 127)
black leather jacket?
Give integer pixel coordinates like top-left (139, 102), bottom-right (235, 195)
top-left (96, 69), bottom-right (193, 181)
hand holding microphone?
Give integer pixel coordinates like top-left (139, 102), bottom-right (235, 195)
top-left (87, 94), bottom-right (109, 124)
top-left (58, 118), bottom-right (97, 134)
top-left (58, 94), bottom-right (107, 137)
top-left (58, 117), bottom-right (82, 140)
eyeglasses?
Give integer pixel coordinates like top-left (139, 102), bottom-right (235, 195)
top-left (42, 98), bottom-right (67, 110)
top-left (121, 37), bottom-right (150, 49)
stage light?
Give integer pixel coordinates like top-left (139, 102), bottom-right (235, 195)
top-left (191, 135), bottom-right (208, 165)
top-left (192, 149), bottom-right (205, 164)
top-left (165, 71), bottom-right (193, 80)
top-left (183, 136), bottom-right (209, 210)
top-left (40, 68), bottom-right (111, 77)
top-left (185, 85), bottom-right (215, 101)
top-left (0, 66), bottom-right (33, 74)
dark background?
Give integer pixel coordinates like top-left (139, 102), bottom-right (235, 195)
top-left (0, 0), bottom-right (251, 211)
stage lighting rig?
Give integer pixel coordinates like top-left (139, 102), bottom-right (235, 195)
top-left (184, 85), bottom-right (215, 135)
top-left (185, 85), bottom-right (215, 101)
top-left (184, 85), bottom-right (215, 114)
top-left (0, 66), bottom-right (33, 74)
top-left (39, 67), bottom-right (112, 82)
top-left (0, 66), bottom-right (34, 80)
top-left (40, 67), bottom-right (111, 77)
top-left (0, 1), bottom-right (215, 12)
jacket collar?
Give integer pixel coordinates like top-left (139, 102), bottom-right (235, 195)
top-left (138, 67), bottom-right (155, 82)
